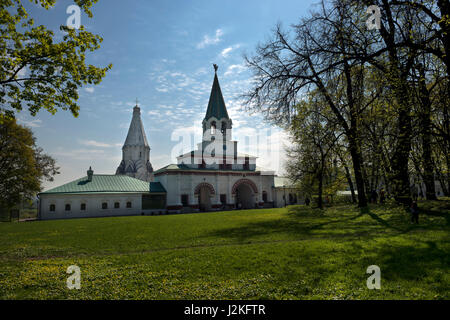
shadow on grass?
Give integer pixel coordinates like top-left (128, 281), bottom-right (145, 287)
top-left (373, 240), bottom-right (449, 288)
top-left (201, 203), bottom-right (449, 244)
top-left (359, 206), bottom-right (403, 232)
top-left (419, 208), bottom-right (450, 226)
top-left (201, 205), bottom-right (396, 244)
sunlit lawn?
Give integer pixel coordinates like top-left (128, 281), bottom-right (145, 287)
top-left (0, 200), bottom-right (448, 299)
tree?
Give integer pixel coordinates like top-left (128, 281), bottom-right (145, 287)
top-left (0, 115), bottom-right (59, 211)
top-left (0, 0), bottom-right (111, 119)
top-left (244, 2), bottom-right (382, 207)
top-left (246, 0), bottom-right (450, 206)
top-left (287, 97), bottom-right (343, 209)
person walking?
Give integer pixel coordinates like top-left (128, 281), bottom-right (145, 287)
top-left (410, 201), bottom-right (419, 224)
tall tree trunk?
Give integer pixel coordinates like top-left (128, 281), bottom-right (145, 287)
top-left (377, 0), bottom-right (412, 204)
top-left (418, 65), bottom-right (437, 200)
top-left (345, 164), bottom-right (357, 204)
top-left (361, 162), bottom-right (371, 200)
top-left (348, 134), bottom-right (367, 207)
top-left (337, 152), bottom-right (357, 204)
top-left (317, 169), bottom-right (323, 209)
top-left (390, 106), bottom-right (412, 204)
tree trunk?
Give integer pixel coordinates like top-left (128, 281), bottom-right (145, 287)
top-left (348, 135), bottom-right (367, 207)
top-left (418, 65), bottom-right (437, 200)
top-left (344, 164), bottom-right (357, 204)
top-left (317, 169), bottom-right (323, 209)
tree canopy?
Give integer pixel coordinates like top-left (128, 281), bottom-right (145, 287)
top-left (0, 0), bottom-right (111, 120)
top-left (0, 115), bottom-right (59, 210)
top-left (245, 0), bottom-right (449, 207)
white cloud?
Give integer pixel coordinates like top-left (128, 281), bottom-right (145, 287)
top-left (18, 118), bottom-right (42, 128)
top-left (221, 44), bottom-right (240, 58)
top-left (79, 139), bottom-right (120, 148)
top-left (52, 148), bottom-right (106, 160)
top-left (84, 87), bottom-right (95, 93)
top-left (197, 29), bottom-right (224, 49)
top-left (221, 47), bottom-right (233, 57)
top-left (224, 64), bottom-right (246, 76)
top-left (148, 110), bottom-right (160, 116)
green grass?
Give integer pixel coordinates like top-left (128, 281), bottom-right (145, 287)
top-left (0, 201), bottom-right (449, 299)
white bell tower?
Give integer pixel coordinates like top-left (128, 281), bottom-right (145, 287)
top-left (116, 101), bottom-right (154, 181)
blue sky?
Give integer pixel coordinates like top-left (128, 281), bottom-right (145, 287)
top-left (17, 0), bottom-right (316, 190)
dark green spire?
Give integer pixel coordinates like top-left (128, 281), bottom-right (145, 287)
top-left (204, 65), bottom-right (230, 120)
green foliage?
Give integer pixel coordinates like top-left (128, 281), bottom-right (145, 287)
top-left (245, 0), bottom-right (450, 205)
top-left (0, 0), bottom-right (111, 119)
top-left (0, 203), bottom-right (448, 299)
top-left (0, 116), bottom-right (59, 209)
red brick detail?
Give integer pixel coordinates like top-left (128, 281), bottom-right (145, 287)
top-left (194, 182), bottom-right (215, 195)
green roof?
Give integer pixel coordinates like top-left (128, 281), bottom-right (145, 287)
top-left (149, 182), bottom-right (166, 193)
top-left (204, 72), bottom-right (229, 120)
top-left (40, 175), bottom-right (166, 195)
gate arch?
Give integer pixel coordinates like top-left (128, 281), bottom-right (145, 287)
top-left (194, 182), bottom-right (215, 195)
top-left (231, 179), bottom-right (258, 195)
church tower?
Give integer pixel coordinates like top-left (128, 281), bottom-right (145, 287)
top-left (116, 102), bottom-right (154, 182)
top-left (201, 64), bottom-right (234, 167)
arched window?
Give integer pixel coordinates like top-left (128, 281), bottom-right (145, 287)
top-left (80, 203), bottom-right (86, 211)
top-left (65, 204), bottom-right (71, 211)
top-left (211, 121), bottom-right (216, 135)
top-left (49, 204), bottom-right (55, 212)
top-left (221, 121), bottom-right (227, 134)
top-left (102, 202), bottom-right (108, 209)
top-left (114, 202), bottom-right (120, 209)
top-left (126, 201), bottom-right (132, 208)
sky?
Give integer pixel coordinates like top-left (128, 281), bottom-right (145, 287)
top-left (17, 0), bottom-right (317, 190)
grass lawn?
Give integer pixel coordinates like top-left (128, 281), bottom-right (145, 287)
top-left (0, 201), bottom-right (449, 299)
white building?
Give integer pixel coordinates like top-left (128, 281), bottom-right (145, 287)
top-left (38, 169), bottom-right (167, 220)
top-left (38, 66), bottom-right (301, 219)
top-left (115, 104), bottom-right (154, 182)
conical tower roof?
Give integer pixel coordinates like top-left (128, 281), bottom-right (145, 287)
top-left (204, 65), bottom-right (230, 120)
top-left (124, 104), bottom-right (149, 147)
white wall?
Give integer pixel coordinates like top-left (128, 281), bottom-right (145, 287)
top-left (155, 172), bottom-right (275, 208)
top-left (39, 193), bottom-right (163, 220)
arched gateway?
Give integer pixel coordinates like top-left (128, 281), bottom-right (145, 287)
top-left (232, 179), bottom-right (258, 209)
top-left (194, 182), bottom-right (215, 212)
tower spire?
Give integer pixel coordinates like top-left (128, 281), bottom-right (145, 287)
top-left (204, 64), bottom-right (229, 121)
top-left (116, 101), bottom-right (154, 182)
